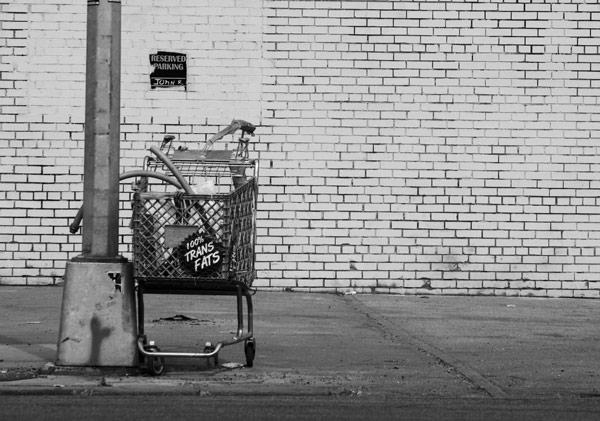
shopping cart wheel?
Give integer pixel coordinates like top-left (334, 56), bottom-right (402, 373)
top-left (138, 335), bottom-right (148, 363)
top-left (146, 346), bottom-right (164, 376)
top-left (244, 339), bottom-right (255, 367)
top-left (204, 342), bottom-right (218, 366)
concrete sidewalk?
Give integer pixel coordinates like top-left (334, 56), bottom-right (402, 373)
top-left (0, 286), bottom-right (598, 399)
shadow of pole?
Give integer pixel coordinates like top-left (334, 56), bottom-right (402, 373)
top-left (88, 315), bottom-right (113, 366)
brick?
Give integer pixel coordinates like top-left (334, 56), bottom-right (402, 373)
top-left (0, 1), bottom-right (597, 294)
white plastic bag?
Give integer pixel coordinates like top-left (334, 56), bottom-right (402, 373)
top-left (194, 179), bottom-right (216, 195)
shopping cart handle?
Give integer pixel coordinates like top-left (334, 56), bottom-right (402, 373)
top-left (207, 119), bottom-right (256, 144)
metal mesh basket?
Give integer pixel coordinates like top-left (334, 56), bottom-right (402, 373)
top-left (132, 164), bottom-right (257, 287)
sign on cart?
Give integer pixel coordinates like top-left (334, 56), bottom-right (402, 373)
top-left (180, 231), bottom-right (224, 275)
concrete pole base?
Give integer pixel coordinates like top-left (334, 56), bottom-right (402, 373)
top-left (56, 260), bottom-right (138, 367)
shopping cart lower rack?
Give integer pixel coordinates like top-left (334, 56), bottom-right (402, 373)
top-left (132, 159), bottom-right (258, 375)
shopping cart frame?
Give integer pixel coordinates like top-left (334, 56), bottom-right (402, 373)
top-left (132, 155), bottom-right (258, 375)
top-left (136, 282), bottom-right (255, 374)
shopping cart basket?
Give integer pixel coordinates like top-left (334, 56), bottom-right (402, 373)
top-left (132, 153), bottom-right (258, 375)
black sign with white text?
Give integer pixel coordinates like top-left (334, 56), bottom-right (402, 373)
top-left (149, 51), bottom-right (187, 89)
top-left (180, 231), bottom-right (224, 276)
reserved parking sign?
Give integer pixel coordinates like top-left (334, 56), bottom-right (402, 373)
top-left (149, 51), bottom-right (187, 89)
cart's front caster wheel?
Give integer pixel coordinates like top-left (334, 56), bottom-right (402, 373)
top-left (146, 346), bottom-right (164, 376)
top-left (244, 339), bottom-right (256, 367)
top-left (204, 342), bottom-right (218, 367)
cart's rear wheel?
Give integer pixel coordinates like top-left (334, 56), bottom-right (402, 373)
top-left (146, 346), bottom-right (164, 376)
top-left (138, 335), bottom-right (148, 363)
top-left (244, 339), bottom-right (255, 367)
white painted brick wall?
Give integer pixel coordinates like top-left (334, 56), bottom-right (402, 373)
top-left (258, 0), bottom-right (600, 297)
top-left (0, 0), bottom-right (599, 297)
top-left (0, 0), bottom-right (266, 285)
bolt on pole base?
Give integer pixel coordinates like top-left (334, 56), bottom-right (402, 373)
top-left (56, 261), bottom-right (138, 367)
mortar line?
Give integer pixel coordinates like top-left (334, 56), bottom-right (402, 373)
top-left (344, 295), bottom-right (510, 399)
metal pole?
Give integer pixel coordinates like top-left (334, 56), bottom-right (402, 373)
top-left (77, 0), bottom-right (122, 261)
top-left (56, 0), bottom-right (137, 367)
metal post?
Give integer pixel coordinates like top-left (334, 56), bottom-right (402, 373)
top-left (77, 0), bottom-right (122, 262)
top-left (56, 0), bottom-right (137, 367)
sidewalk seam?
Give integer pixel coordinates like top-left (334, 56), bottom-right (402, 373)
top-left (345, 295), bottom-right (510, 399)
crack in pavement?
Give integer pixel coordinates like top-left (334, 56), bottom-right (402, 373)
top-left (344, 295), bottom-right (510, 399)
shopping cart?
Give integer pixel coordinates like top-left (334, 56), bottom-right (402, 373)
top-left (132, 124), bottom-right (258, 375)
